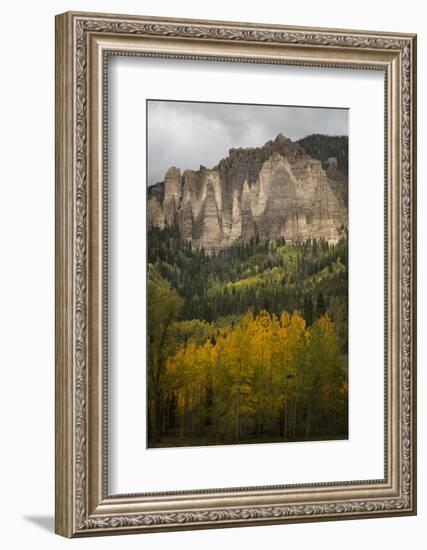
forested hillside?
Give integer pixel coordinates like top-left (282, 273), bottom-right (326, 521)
top-left (147, 227), bottom-right (348, 447)
top-left (298, 134), bottom-right (348, 175)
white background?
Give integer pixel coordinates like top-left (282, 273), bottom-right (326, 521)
top-left (109, 59), bottom-right (384, 494)
top-left (0, 1), bottom-right (424, 548)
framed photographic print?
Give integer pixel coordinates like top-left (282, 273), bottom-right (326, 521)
top-left (55, 11), bottom-right (417, 537)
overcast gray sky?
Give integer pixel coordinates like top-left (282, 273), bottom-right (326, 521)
top-left (147, 100), bottom-right (348, 186)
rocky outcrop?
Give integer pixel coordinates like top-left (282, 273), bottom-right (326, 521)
top-left (325, 156), bottom-right (348, 207)
top-left (148, 133), bottom-right (348, 251)
top-left (147, 181), bottom-right (165, 228)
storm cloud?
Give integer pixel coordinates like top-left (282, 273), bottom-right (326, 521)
top-left (147, 100), bottom-right (348, 186)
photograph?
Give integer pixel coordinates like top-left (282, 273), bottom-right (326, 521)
top-left (147, 100), bottom-right (349, 448)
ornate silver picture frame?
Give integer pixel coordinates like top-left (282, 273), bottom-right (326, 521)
top-left (55, 11), bottom-right (417, 537)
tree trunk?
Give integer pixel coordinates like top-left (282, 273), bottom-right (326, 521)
top-left (292, 396), bottom-right (298, 438)
top-left (151, 388), bottom-right (162, 443)
top-left (305, 400), bottom-right (312, 439)
top-left (174, 390), bottom-right (179, 436)
top-left (235, 387), bottom-right (240, 443)
top-left (283, 400), bottom-right (287, 439)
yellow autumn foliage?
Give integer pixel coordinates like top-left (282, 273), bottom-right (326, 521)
top-left (158, 310), bottom-right (347, 444)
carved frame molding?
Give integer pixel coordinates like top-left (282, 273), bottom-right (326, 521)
top-left (55, 11), bottom-right (416, 537)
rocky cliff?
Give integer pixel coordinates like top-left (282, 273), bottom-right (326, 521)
top-left (148, 133), bottom-right (348, 251)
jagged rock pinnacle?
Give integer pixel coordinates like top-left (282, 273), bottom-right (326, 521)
top-left (148, 135), bottom-right (347, 251)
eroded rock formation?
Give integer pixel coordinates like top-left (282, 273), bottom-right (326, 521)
top-left (148, 133), bottom-right (347, 251)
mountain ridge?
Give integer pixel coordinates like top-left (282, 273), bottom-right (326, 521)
top-left (148, 133), bottom-right (348, 251)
